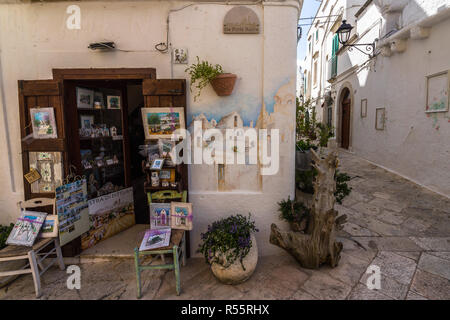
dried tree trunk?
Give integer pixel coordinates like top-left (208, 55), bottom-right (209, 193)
top-left (270, 149), bottom-right (343, 269)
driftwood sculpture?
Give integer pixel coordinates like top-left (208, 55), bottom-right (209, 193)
top-left (270, 149), bottom-right (344, 269)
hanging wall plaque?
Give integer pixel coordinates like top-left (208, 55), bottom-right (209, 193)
top-left (223, 6), bottom-right (260, 34)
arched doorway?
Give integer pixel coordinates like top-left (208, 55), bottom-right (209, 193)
top-left (340, 88), bottom-right (351, 149)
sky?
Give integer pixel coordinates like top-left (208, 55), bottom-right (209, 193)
top-left (297, 0), bottom-right (322, 69)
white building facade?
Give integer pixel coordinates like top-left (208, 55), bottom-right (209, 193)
top-left (0, 0), bottom-right (303, 255)
top-left (304, 0), bottom-right (450, 197)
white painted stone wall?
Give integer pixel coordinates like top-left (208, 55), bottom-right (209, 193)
top-left (0, 0), bottom-right (302, 255)
top-left (304, 0), bottom-right (450, 197)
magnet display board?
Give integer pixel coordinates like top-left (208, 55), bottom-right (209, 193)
top-left (56, 179), bottom-right (90, 246)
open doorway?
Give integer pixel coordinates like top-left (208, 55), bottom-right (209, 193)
top-left (62, 78), bottom-right (148, 226)
top-left (126, 83), bottom-right (148, 224)
top-left (340, 88), bottom-right (351, 149)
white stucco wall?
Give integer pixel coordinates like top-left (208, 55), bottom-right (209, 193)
top-left (0, 0), bottom-right (301, 255)
top-left (304, 0), bottom-right (450, 197)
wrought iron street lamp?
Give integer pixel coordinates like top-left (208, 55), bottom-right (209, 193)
top-left (336, 20), bottom-right (376, 57)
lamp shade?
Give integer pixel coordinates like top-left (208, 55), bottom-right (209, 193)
top-left (336, 20), bottom-right (353, 44)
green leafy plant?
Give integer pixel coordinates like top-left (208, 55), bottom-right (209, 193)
top-left (278, 197), bottom-right (310, 224)
top-left (296, 168), bottom-right (352, 204)
top-left (198, 214), bottom-right (258, 271)
top-left (296, 139), bottom-right (318, 152)
top-left (296, 98), bottom-right (318, 140)
top-left (316, 123), bottom-right (334, 147)
top-left (0, 223), bottom-right (14, 250)
top-left (335, 170), bottom-right (352, 204)
top-left (185, 56), bottom-right (224, 101)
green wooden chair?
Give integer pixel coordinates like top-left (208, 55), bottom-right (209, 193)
top-left (134, 229), bottom-right (186, 298)
top-left (134, 190), bottom-right (188, 298)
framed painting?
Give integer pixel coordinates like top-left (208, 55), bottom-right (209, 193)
top-left (375, 108), bottom-right (386, 130)
top-left (159, 168), bottom-right (175, 183)
top-left (28, 151), bottom-right (63, 193)
top-left (76, 87), bottom-right (94, 109)
top-left (141, 107), bottom-right (185, 140)
top-left (30, 107), bottom-right (58, 139)
top-left (107, 95), bottom-right (121, 109)
top-left (360, 99), bottom-right (367, 118)
top-left (426, 71), bottom-right (449, 113)
top-left (80, 115), bottom-right (94, 129)
top-left (150, 203), bottom-right (171, 229)
top-left (40, 215), bottom-right (59, 238)
top-left (170, 202), bottom-right (193, 230)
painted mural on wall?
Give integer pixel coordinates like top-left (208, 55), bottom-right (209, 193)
top-left (187, 79), bottom-right (295, 192)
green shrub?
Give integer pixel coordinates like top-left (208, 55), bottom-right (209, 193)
top-left (277, 197), bottom-right (310, 224)
top-left (296, 139), bottom-right (318, 152)
top-left (0, 223), bottom-right (14, 250)
top-left (295, 168), bottom-right (352, 204)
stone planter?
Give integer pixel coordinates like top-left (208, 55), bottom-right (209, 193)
top-left (210, 73), bottom-right (237, 96)
top-left (210, 234), bottom-right (258, 285)
top-left (296, 150), bottom-right (312, 171)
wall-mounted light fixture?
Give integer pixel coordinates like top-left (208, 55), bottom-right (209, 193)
top-left (88, 42), bottom-right (116, 51)
top-left (336, 20), bottom-right (376, 57)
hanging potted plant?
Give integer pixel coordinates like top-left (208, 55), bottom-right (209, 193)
top-left (198, 214), bottom-right (258, 285)
top-left (185, 56), bottom-right (237, 101)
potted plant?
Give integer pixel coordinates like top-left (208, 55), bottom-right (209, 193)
top-left (277, 197), bottom-right (310, 232)
top-left (296, 139), bottom-right (317, 171)
top-left (185, 57), bottom-right (237, 101)
top-left (198, 214), bottom-right (258, 285)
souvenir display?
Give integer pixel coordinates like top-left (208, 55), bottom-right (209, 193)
top-left (141, 107), bottom-right (185, 140)
top-left (40, 215), bottom-right (59, 238)
top-left (151, 158), bottom-right (164, 170)
top-left (56, 179), bottom-right (90, 246)
top-left (80, 115), bottom-right (94, 129)
top-left (160, 168), bottom-right (176, 183)
top-left (170, 202), bottom-right (193, 230)
top-left (79, 124), bottom-right (111, 138)
top-left (81, 187), bottom-right (135, 250)
top-left (24, 168), bottom-right (41, 184)
top-left (76, 87), bottom-right (94, 109)
top-left (28, 152), bottom-right (63, 193)
top-left (139, 227), bottom-right (171, 251)
top-left (6, 210), bottom-right (47, 246)
top-left (110, 126), bottom-right (117, 136)
top-left (150, 203), bottom-right (171, 229)
top-left (151, 171), bottom-right (160, 187)
top-left (161, 180), bottom-right (169, 187)
top-left (159, 139), bottom-right (176, 166)
top-left (30, 107), bottom-right (58, 139)
top-left (170, 182), bottom-right (178, 188)
top-left (107, 95), bottom-right (121, 109)
top-left (93, 91), bottom-right (104, 108)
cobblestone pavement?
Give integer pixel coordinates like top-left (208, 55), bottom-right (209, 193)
top-left (1, 151), bottom-right (449, 300)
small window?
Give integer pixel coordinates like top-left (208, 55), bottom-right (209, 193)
top-left (327, 106), bottom-right (333, 127)
top-left (313, 61), bottom-right (318, 86)
top-left (316, 30), bottom-right (319, 42)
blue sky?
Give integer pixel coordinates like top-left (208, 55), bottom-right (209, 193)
top-left (297, 0), bottom-right (321, 67)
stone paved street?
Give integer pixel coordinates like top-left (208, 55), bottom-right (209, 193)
top-left (1, 151), bottom-right (449, 300)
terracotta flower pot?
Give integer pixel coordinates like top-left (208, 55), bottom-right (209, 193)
top-left (210, 73), bottom-right (237, 96)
